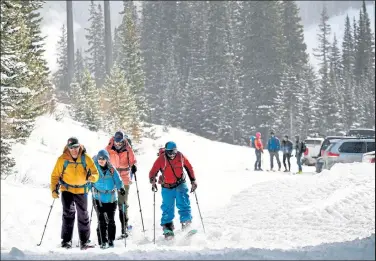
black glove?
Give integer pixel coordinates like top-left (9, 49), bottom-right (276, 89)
top-left (131, 165), bottom-right (137, 173)
top-left (119, 188), bottom-right (126, 196)
top-left (190, 181), bottom-right (197, 193)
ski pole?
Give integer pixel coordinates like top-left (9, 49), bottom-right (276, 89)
top-left (92, 188), bottom-right (104, 247)
top-left (37, 199), bottom-right (56, 246)
top-left (122, 203), bottom-right (127, 248)
top-left (152, 185), bottom-right (158, 244)
top-left (193, 192), bottom-right (206, 233)
top-left (89, 203), bottom-right (94, 226)
top-left (133, 171), bottom-right (146, 233)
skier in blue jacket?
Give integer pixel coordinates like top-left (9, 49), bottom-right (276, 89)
top-left (91, 149), bottom-right (125, 249)
top-left (267, 130), bottom-right (281, 171)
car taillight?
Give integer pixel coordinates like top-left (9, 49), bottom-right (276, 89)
top-left (327, 151), bottom-right (340, 157)
top-left (371, 158), bottom-right (375, 163)
top-left (304, 148), bottom-right (309, 156)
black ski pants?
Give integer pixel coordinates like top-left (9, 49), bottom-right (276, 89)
top-left (283, 153), bottom-right (291, 171)
top-left (61, 191), bottom-right (90, 243)
top-left (94, 200), bottom-right (117, 245)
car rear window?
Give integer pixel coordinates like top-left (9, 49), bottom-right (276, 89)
top-left (366, 142), bottom-right (375, 153)
top-left (305, 140), bottom-right (322, 145)
top-left (348, 129), bottom-right (375, 137)
top-left (321, 140), bottom-right (332, 151)
top-left (338, 142), bottom-right (366, 153)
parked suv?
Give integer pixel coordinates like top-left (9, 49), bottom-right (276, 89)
top-left (320, 138), bottom-right (375, 170)
top-left (302, 137), bottom-right (324, 166)
top-left (318, 136), bottom-right (357, 158)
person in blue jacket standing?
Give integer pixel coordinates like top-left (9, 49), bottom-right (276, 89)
top-left (281, 135), bottom-right (293, 172)
top-left (267, 130), bottom-right (281, 171)
top-left (91, 149), bottom-right (125, 249)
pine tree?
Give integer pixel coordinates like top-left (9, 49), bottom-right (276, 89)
top-left (77, 69), bottom-right (101, 131)
top-left (74, 48), bottom-right (85, 83)
top-left (328, 34), bottom-right (344, 133)
top-left (85, 1), bottom-right (106, 88)
top-left (341, 15), bottom-right (356, 130)
top-left (313, 5), bottom-right (332, 135)
top-left (52, 24), bottom-right (68, 94)
top-left (118, 1), bottom-right (147, 121)
top-left (101, 64), bottom-right (139, 136)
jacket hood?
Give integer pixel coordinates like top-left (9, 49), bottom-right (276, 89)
top-left (97, 149), bottom-right (110, 161)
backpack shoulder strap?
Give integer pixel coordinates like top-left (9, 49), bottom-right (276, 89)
top-left (81, 154), bottom-right (87, 169)
top-left (61, 160), bottom-right (69, 177)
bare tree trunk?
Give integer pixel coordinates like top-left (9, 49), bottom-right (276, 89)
top-left (104, 0), bottom-right (113, 75)
top-left (66, 0), bottom-right (74, 92)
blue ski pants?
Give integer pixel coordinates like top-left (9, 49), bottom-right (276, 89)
top-left (160, 182), bottom-right (192, 226)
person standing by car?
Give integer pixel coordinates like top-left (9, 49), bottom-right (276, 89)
top-left (281, 135), bottom-right (293, 172)
top-left (294, 135), bottom-right (307, 174)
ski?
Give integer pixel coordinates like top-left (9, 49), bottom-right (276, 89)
top-left (184, 229), bottom-right (198, 238)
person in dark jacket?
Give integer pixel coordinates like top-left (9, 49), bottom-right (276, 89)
top-left (294, 135), bottom-right (306, 174)
top-left (281, 135), bottom-right (293, 172)
top-left (91, 149), bottom-right (125, 249)
top-left (267, 130), bottom-right (281, 171)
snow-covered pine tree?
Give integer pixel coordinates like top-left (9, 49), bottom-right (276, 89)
top-left (217, 1), bottom-right (245, 144)
top-left (341, 15), bottom-right (356, 130)
top-left (328, 34), bottom-right (344, 133)
top-left (101, 64), bottom-right (139, 137)
top-left (118, 1), bottom-right (147, 122)
top-left (85, 1), bottom-right (105, 88)
top-left (313, 5), bottom-right (332, 135)
top-left (76, 69), bottom-right (101, 131)
top-left (52, 24), bottom-right (68, 95)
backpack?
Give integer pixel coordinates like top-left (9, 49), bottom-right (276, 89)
top-left (250, 136), bottom-right (256, 148)
top-left (59, 154), bottom-right (90, 194)
top-left (157, 147), bottom-right (165, 156)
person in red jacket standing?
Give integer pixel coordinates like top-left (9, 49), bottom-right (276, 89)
top-left (149, 141), bottom-right (197, 239)
top-left (254, 132), bottom-right (264, 171)
top-left (106, 131), bottom-right (137, 239)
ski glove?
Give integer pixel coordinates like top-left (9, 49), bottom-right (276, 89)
top-left (52, 190), bottom-right (59, 199)
top-left (131, 165), bottom-right (137, 174)
top-left (150, 177), bottom-right (158, 192)
top-left (190, 181), bottom-right (197, 193)
top-left (119, 188), bottom-right (126, 196)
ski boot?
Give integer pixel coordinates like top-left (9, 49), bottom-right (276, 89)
top-left (108, 240), bottom-right (114, 248)
top-left (61, 240), bottom-right (72, 249)
top-left (181, 220), bottom-right (192, 231)
top-left (162, 222), bottom-right (175, 240)
top-left (100, 242), bottom-right (108, 249)
top-left (80, 240), bottom-right (95, 250)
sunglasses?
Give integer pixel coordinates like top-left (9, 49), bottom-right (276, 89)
top-left (98, 157), bottom-right (106, 161)
top-left (68, 145), bottom-right (80, 149)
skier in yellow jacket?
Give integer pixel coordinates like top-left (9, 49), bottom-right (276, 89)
top-left (50, 137), bottom-right (99, 249)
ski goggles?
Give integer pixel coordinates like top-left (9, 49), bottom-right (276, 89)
top-left (97, 156), bottom-right (106, 161)
top-left (165, 149), bottom-right (177, 156)
top-left (68, 144), bottom-right (80, 149)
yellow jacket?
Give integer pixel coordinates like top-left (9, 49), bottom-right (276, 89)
top-left (50, 145), bottom-right (99, 194)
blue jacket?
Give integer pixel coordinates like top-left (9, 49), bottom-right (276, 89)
top-left (90, 150), bottom-right (124, 203)
top-left (267, 136), bottom-right (280, 152)
top-left (281, 140), bottom-right (293, 154)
